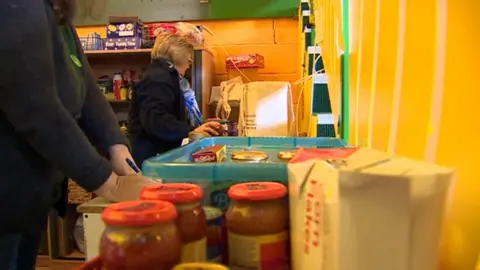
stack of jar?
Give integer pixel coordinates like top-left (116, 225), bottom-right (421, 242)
top-left (96, 181), bottom-right (289, 270)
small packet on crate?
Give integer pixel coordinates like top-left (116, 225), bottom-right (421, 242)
top-left (192, 145), bottom-right (226, 163)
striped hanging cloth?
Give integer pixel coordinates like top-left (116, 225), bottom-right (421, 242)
top-left (180, 77), bottom-right (204, 127)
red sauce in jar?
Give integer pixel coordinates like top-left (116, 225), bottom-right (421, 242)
top-left (140, 183), bottom-right (208, 262)
top-left (226, 182), bottom-right (289, 270)
top-left (100, 200), bottom-right (182, 270)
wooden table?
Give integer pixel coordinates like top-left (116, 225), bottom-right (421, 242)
top-left (77, 197), bottom-right (112, 261)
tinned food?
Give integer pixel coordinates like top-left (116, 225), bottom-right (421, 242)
top-left (231, 150), bottom-right (268, 163)
top-left (173, 262), bottom-right (229, 270)
top-left (277, 149), bottom-right (298, 161)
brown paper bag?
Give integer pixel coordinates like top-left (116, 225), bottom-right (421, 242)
top-left (238, 81), bottom-right (292, 136)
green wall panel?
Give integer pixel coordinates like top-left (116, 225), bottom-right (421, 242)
top-left (74, 0), bottom-right (298, 26)
top-left (210, 0), bottom-right (298, 19)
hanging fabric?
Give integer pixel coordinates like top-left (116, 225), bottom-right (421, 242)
top-left (180, 77), bottom-right (204, 127)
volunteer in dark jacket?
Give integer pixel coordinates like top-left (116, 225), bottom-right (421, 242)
top-left (0, 1), bottom-right (155, 269)
top-left (128, 32), bottom-right (221, 166)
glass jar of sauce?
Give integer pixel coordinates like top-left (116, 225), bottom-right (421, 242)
top-left (226, 182), bottom-right (289, 270)
top-left (173, 262), bottom-right (229, 270)
top-left (140, 183), bottom-right (208, 262)
top-left (100, 200), bottom-right (181, 270)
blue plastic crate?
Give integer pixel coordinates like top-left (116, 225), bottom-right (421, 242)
top-left (142, 137), bottom-right (346, 210)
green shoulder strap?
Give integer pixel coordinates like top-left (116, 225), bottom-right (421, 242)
top-left (60, 25), bottom-right (82, 68)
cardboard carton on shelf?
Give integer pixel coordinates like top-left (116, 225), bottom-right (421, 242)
top-left (107, 16), bottom-right (144, 39)
top-left (105, 16), bottom-right (144, 50)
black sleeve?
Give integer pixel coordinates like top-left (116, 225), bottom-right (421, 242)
top-left (137, 75), bottom-right (193, 142)
top-left (0, 1), bottom-right (111, 192)
top-left (74, 28), bottom-right (130, 153)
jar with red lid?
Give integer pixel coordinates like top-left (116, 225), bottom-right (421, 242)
top-left (100, 200), bottom-right (181, 270)
top-left (140, 183), bottom-right (208, 263)
top-left (226, 182), bottom-right (289, 270)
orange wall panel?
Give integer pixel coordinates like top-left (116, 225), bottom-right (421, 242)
top-left (370, 0), bottom-right (399, 152)
top-left (394, 0), bottom-right (437, 160)
top-left (346, 0), bottom-right (480, 268)
top-left (354, 0), bottom-right (376, 147)
top-left (436, 1), bottom-right (480, 269)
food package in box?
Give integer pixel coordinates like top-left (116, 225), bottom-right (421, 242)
top-left (107, 16), bottom-right (143, 38)
top-left (226, 54), bottom-right (265, 69)
top-left (192, 145), bottom-right (226, 163)
top-left (146, 22), bottom-right (204, 46)
top-left (287, 147), bottom-right (454, 270)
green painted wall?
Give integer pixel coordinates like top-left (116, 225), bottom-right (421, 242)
top-left (209, 0), bottom-right (298, 20)
top-left (74, 0), bottom-right (298, 26)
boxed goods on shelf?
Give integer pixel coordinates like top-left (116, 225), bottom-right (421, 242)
top-left (105, 16), bottom-right (144, 50)
top-left (106, 16), bottom-right (143, 39)
top-left (225, 54), bottom-right (265, 69)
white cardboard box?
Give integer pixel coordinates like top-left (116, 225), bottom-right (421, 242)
top-left (288, 148), bottom-right (454, 270)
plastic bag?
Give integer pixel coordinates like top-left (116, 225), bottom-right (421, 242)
top-left (146, 22), bottom-right (205, 46)
top-left (73, 215), bottom-right (85, 253)
top-left (175, 22), bottom-right (205, 46)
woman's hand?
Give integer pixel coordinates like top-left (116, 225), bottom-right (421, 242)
top-left (194, 121), bottom-right (223, 136)
top-left (108, 144), bottom-right (138, 175)
top-left (95, 172), bottom-right (158, 202)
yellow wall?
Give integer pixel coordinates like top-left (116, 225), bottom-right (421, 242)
top-left (345, 0), bottom-right (480, 269)
top-left (76, 19), bottom-right (301, 102)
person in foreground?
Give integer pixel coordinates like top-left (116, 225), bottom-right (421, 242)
top-left (128, 32), bottom-right (221, 165)
top-left (0, 1), bottom-right (155, 269)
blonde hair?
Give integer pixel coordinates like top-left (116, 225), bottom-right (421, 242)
top-left (151, 32), bottom-right (194, 66)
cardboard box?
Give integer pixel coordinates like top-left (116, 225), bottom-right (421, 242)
top-left (107, 16), bottom-right (143, 38)
top-left (105, 37), bottom-right (142, 50)
top-left (192, 145), bottom-right (226, 163)
top-left (287, 148), bottom-right (454, 270)
top-left (226, 54), bottom-right (265, 69)
top-left (147, 23), bottom-right (177, 38)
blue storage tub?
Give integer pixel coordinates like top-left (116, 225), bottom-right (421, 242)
top-left (142, 137), bottom-right (346, 210)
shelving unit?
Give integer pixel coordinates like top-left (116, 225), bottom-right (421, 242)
top-left (296, 0), bottom-right (336, 138)
top-left (84, 48), bottom-right (151, 55)
top-left (84, 46), bottom-right (209, 57)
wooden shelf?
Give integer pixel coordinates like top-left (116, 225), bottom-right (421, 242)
top-left (50, 259), bottom-right (84, 270)
top-left (108, 100), bottom-right (131, 103)
top-left (61, 250), bottom-right (85, 260)
top-left (85, 48), bottom-right (151, 59)
top-left (85, 48), bottom-right (151, 55)
top-left (36, 255), bottom-right (49, 267)
top-left (85, 46), bottom-right (210, 57)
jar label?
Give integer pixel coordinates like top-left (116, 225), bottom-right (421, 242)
top-left (228, 231), bottom-right (288, 270)
top-left (181, 237), bottom-right (207, 263)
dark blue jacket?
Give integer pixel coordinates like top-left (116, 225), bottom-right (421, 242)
top-left (128, 59), bottom-right (193, 166)
top-left (0, 0), bottom-right (128, 233)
